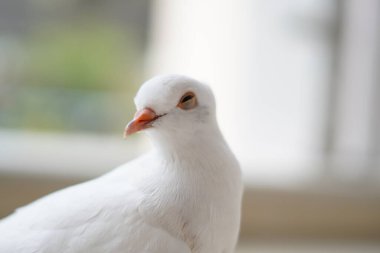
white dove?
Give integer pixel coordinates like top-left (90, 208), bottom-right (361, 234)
top-left (0, 75), bottom-right (243, 253)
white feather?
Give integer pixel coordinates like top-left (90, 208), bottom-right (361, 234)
top-left (0, 75), bottom-right (243, 253)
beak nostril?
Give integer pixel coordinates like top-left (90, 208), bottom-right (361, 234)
top-left (134, 108), bottom-right (157, 121)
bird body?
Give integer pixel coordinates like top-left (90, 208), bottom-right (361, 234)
top-left (0, 75), bottom-right (243, 253)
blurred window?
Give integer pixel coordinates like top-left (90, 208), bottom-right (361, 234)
top-left (0, 0), bottom-right (379, 187)
top-left (148, 0), bottom-right (380, 187)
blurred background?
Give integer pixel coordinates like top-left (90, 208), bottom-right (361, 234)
top-left (0, 0), bottom-right (380, 252)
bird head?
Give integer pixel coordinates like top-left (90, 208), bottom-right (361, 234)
top-left (124, 75), bottom-right (217, 142)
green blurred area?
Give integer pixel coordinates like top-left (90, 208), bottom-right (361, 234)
top-left (25, 24), bottom-right (137, 90)
top-left (0, 22), bottom-right (143, 133)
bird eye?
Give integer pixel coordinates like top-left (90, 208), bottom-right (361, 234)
top-left (178, 92), bottom-right (197, 110)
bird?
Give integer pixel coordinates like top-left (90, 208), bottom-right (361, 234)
top-left (0, 75), bottom-right (243, 253)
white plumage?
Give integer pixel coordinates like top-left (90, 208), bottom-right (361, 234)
top-left (0, 75), bottom-right (243, 253)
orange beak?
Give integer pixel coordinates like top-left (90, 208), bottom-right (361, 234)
top-left (124, 108), bottom-right (158, 137)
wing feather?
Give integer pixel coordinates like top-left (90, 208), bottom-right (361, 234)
top-left (0, 178), bottom-right (190, 253)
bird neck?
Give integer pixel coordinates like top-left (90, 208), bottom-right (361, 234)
top-left (149, 122), bottom-right (234, 168)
